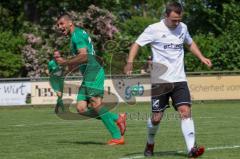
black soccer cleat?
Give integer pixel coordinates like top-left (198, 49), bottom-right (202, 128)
top-left (144, 142), bottom-right (154, 157)
top-left (188, 145), bottom-right (205, 158)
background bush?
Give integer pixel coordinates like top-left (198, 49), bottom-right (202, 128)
top-left (0, 0), bottom-right (239, 78)
top-left (0, 31), bottom-right (25, 77)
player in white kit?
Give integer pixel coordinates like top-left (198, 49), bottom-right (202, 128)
top-left (124, 2), bottom-right (212, 158)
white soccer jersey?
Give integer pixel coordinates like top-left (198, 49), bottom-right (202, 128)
top-left (136, 20), bottom-right (193, 83)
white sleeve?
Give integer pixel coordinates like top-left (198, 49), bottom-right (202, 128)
top-left (184, 27), bottom-right (193, 45)
top-left (135, 26), bottom-right (154, 46)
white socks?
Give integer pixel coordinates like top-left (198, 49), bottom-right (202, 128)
top-left (181, 118), bottom-right (195, 152)
top-left (147, 118), bottom-right (160, 144)
top-left (146, 117), bottom-right (195, 152)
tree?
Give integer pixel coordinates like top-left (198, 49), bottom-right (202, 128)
top-left (0, 31), bottom-right (25, 77)
top-left (184, 0), bottom-right (240, 71)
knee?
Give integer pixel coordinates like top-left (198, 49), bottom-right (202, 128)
top-left (57, 92), bottom-right (62, 97)
top-left (76, 105), bottom-right (87, 114)
top-left (178, 106), bottom-right (191, 119)
top-left (151, 113), bottom-right (163, 125)
top-left (90, 102), bottom-right (101, 110)
top-left (90, 97), bottom-right (102, 110)
top-left (152, 120), bottom-right (160, 125)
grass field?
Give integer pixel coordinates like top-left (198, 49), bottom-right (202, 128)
top-left (0, 101), bottom-right (240, 159)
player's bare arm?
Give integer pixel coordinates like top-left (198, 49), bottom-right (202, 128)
top-left (187, 41), bottom-right (212, 68)
top-left (124, 43), bottom-right (140, 75)
top-left (67, 48), bottom-right (88, 65)
top-left (56, 48), bottom-right (88, 66)
top-left (56, 48), bottom-right (88, 73)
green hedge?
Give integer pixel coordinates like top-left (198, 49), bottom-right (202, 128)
top-left (0, 31), bottom-right (25, 77)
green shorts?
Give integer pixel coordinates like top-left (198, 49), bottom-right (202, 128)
top-left (49, 76), bottom-right (64, 93)
top-left (77, 68), bottom-right (105, 101)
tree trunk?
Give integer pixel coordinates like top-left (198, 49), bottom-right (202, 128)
top-left (141, 0), bottom-right (147, 17)
top-left (24, 0), bottom-right (39, 23)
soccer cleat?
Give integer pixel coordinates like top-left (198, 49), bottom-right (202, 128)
top-left (107, 137), bottom-right (125, 145)
top-left (116, 113), bottom-right (127, 136)
top-left (144, 142), bottom-right (154, 157)
top-left (188, 145), bottom-right (205, 158)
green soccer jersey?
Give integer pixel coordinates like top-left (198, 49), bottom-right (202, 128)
top-left (70, 27), bottom-right (102, 82)
top-left (48, 59), bottom-right (64, 92)
top-left (48, 59), bottom-right (64, 77)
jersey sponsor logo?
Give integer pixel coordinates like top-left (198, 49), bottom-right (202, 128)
top-left (163, 43), bottom-right (183, 50)
top-left (161, 34), bottom-right (167, 38)
top-left (52, 70), bottom-right (63, 77)
top-left (179, 32), bottom-right (184, 40)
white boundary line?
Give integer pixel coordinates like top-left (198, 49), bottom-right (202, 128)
top-left (119, 145), bottom-right (240, 159)
top-left (10, 121), bottom-right (76, 127)
top-left (207, 145), bottom-right (240, 150)
top-left (119, 156), bottom-right (144, 159)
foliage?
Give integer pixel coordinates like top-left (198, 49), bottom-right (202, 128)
top-left (66, 5), bottom-right (119, 54)
top-left (184, 0), bottom-right (240, 35)
top-left (0, 2), bottom-right (25, 33)
top-left (102, 34), bottom-right (134, 74)
top-left (185, 0), bottom-right (240, 72)
top-left (215, 22), bottom-right (240, 70)
top-left (21, 33), bottom-right (51, 78)
top-left (0, 31), bottom-right (25, 77)
top-left (116, 16), bottom-right (158, 73)
top-left (0, 0), bottom-right (240, 78)
top-left (119, 16), bottom-right (157, 37)
top-left (20, 5), bottom-right (119, 77)
top-left (185, 33), bottom-right (221, 72)
top-left (185, 24), bottom-right (240, 72)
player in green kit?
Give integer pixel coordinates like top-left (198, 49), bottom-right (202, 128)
top-left (48, 50), bottom-right (65, 113)
top-left (56, 14), bottom-right (126, 145)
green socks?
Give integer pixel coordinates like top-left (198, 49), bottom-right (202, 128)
top-left (78, 106), bottom-right (118, 121)
top-left (109, 112), bottom-right (119, 122)
top-left (57, 97), bottom-right (65, 112)
top-left (79, 107), bottom-right (100, 120)
top-left (98, 107), bottom-right (121, 139)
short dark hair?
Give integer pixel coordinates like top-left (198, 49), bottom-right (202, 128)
top-left (165, 1), bottom-right (183, 16)
top-left (57, 14), bottom-right (72, 21)
top-left (53, 49), bottom-right (60, 53)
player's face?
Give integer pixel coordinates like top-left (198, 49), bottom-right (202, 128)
top-left (165, 11), bottom-right (182, 29)
top-left (53, 51), bottom-right (61, 59)
top-left (57, 18), bottom-right (71, 36)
